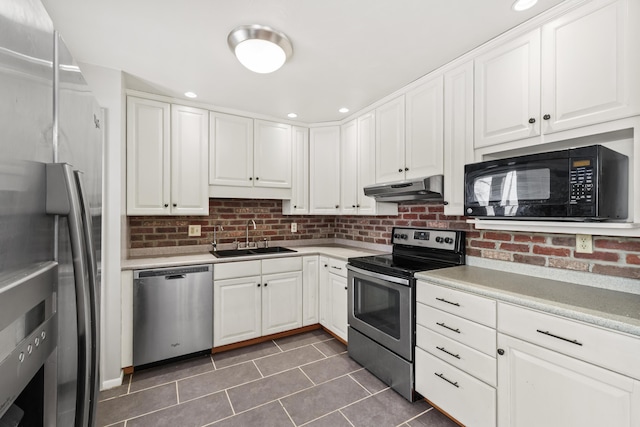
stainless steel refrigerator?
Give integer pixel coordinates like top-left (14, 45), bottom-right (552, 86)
top-left (0, 0), bottom-right (103, 425)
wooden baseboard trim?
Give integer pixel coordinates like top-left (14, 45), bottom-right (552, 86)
top-left (122, 366), bottom-right (134, 375)
top-left (320, 326), bottom-right (347, 346)
top-left (423, 398), bottom-right (465, 427)
top-left (212, 324), bottom-right (322, 354)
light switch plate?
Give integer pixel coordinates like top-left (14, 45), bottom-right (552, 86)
top-left (188, 225), bottom-right (201, 237)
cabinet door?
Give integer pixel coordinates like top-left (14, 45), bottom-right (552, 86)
top-left (328, 273), bottom-right (348, 342)
top-left (213, 275), bottom-right (262, 347)
top-left (309, 126), bottom-right (341, 214)
top-left (284, 126), bottom-right (309, 214)
top-left (356, 111), bottom-right (378, 215)
top-left (375, 96), bottom-right (406, 183)
top-left (302, 256), bottom-right (319, 326)
top-left (318, 257), bottom-right (330, 327)
top-left (497, 333), bottom-right (640, 427)
top-left (405, 75), bottom-right (444, 179)
top-left (126, 97), bottom-right (171, 215)
top-left (262, 271), bottom-right (303, 335)
top-left (170, 104), bottom-right (209, 215)
top-left (541, 0), bottom-right (639, 133)
top-left (254, 120), bottom-right (292, 188)
top-left (340, 119), bottom-right (358, 214)
top-left (209, 112), bottom-right (254, 187)
top-left (475, 29), bottom-right (541, 148)
top-left (443, 61), bottom-right (474, 216)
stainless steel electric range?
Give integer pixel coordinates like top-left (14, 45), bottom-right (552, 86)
top-left (347, 227), bottom-right (465, 401)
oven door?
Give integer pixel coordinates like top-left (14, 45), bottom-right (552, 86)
top-left (347, 265), bottom-right (412, 361)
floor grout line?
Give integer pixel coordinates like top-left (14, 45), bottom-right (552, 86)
top-left (298, 366), bottom-right (317, 386)
top-left (339, 409), bottom-right (357, 427)
top-left (398, 407), bottom-right (434, 427)
top-left (252, 359), bottom-right (265, 378)
top-left (224, 389), bottom-right (236, 415)
top-left (279, 400), bottom-right (297, 427)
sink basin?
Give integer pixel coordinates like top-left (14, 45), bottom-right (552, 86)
top-left (211, 247), bottom-right (297, 258)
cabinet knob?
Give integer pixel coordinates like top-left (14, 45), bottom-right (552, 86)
top-left (173, 203), bottom-right (177, 207)
top-left (405, 167), bottom-right (409, 171)
top-left (257, 283), bottom-right (261, 287)
top-left (324, 264), bottom-right (328, 267)
top-left (497, 348), bottom-right (505, 356)
top-left (344, 286), bottom-right (348, 290)
top-left (398, 168), bottom-right (403, 173)
top-left (528, 117), bottom-right (536, 124)
top-left (249, 177), bottom-right (253, 180)
top-left (164, 204), bottom-right (168, 208)
top-left (352, 205), bottom-right (356, 208)
top-left (264, 283), bottom-right (268, 287)
top-left (256, 177), bottom-right (259, 180)
top-left (356, 204), bottom-right (360, 208)
top-left (543, 114), bottom-right (551, 120)
top-left (335, 205), bottom-right (339, 209)
top-left (293, 205), bottom-right (297, 208)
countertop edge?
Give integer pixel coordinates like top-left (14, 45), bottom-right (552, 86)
top-left (416, 267), bottom-right (640, 339)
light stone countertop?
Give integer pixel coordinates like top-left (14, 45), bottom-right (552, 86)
top-left (416, 266), bottom-right (640, 338)
top-left (121, 245), bottom-right (383, 271)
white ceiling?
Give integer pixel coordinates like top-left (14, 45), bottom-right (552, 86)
top-left (41, 0), bottom-right (565, 123)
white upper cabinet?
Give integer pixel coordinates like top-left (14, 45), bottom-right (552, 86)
top-left (375, 96), bottom-right (406, 183)
top-left (310, 126), bottom-right (341, 214)
top-left (540, 0), bottom-right (639, 133)
top-left (405, 75), bottom-right (444, 178)
top-left (209, 112), bottom-right (254, 187)
top-left (209, 113), bottom-right (292, 189)
top-left (283, 126), bottom-right (309, 215)
top-left (254, 120), bottom-right (292, 188)
top-left (126, 96), bottom-right (208, 216)
top-left (474, 29), bottom-right (541, 148)
top-left (170, 104), bottom-right (210, 215)
top-left (340, 119), bottom-right (358, 215)
top-left (443, 61), bottom-right (474, 216)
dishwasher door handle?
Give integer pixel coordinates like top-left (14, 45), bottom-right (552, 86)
top-left (165, 274), bottom-right (186, 280)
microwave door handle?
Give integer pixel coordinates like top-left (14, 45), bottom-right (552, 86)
top-left (46, 163), bottom-right (92, 427)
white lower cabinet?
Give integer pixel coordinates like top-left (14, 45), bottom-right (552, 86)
top-left (302, 256), bottom-right (319, 326)
top-left (319, 257), bottom-right (348, 342)
top-left (497, 333), bottom-right (640, 427)
top-left (497, 302), bottom-right (640, 427)
top-left (213, 258), bottom-right (302, 347)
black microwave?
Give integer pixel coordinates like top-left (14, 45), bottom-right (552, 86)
top-left (464, 145), bottom-right (628, 220)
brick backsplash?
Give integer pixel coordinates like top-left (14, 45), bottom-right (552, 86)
top-left (128, 199), bottom-right (640, 280)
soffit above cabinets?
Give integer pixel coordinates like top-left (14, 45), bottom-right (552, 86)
top-left (41, 0), bottom-right (565, 123)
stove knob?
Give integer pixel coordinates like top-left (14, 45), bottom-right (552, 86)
top-left (394, 234), bottom-right (400, 239)
top-left (435, 236), bottom-right (443, 243)
top-left (444, 237), bottom-right (453, 244)
top-left (401, 234), bottom-right (408, 239)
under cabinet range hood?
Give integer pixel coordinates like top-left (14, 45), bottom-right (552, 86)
top-left (364, 175), bottom-right (444, 202)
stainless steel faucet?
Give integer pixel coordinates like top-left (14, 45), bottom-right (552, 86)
top-left (245, 219), bottom-right (256, 248)
top-left (211, 224), bottom-right (224, 252)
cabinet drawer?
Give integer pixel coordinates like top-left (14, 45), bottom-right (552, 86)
top-left (328, 258), bottom-right (347, 278)
top-left (214, 260), bottom-right (261, 280)
top-left (417, 304), bottom-right (496, 356)
top-left (417, 325), bottom-right (496, 387)
top-left (498, 302), bottom-right (640, 380)
top-left (416, 347), bottom-right (496, 427)
top-left (262, 257), bottom-right (302, 275)
top-left (417, 280), bottom-right (496, 327)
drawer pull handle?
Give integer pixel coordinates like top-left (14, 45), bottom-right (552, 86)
top-left (536, 329), bottom-right (583, 346)
top-left (331, 266), bottom-right (343, 270)
top-left (436, 322), bottom-right (460, 334)
top-left (436, 346), bottom-right (460, 359)
top-left (436, 297), bottom-right (460, 307)
top-left (434, 372), bottom-right (459, 388)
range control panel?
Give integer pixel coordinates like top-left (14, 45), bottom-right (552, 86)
top-left (392, 227), bottom-right (460, 251)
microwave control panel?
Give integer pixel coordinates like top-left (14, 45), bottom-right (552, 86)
top-left (569, 158), bottom-right (594, 205)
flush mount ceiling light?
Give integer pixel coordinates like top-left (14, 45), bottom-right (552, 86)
top-left (228, 24), bottom-right (293, 74)
top-left (184, 91), bottom-right (198, 98)
top-left (512, 0), bottom-right (538, 11)
top-left (338, 107), bottom-right (350, 113)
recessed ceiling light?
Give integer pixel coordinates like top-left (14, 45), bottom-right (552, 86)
top-left (287, 113), bottom-right (298, 118)
top-left (512, 0), bottom-right (538, 11)
top-left (184, 91), bottom-right (198, 98)
top-left (228, 25), bottom-right (293, 74)
top-left (338, 107), bottom-right (349, 113)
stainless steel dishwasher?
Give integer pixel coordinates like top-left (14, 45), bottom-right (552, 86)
top-left (133, 264), bottom-right (213, 367)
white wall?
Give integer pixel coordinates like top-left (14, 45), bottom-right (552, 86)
top-left (78, 63), bottom-right (125, 389)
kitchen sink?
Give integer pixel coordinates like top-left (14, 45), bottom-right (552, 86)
top-left (211, 247), bottom-right (297, 258)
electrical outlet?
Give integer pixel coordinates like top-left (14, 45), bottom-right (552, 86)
top-left (575, 234), bottom-right (593, 254)
top-left (188, 225), bottom-right (201, 237)
top-left (291, 222), bottom-right (297, 233)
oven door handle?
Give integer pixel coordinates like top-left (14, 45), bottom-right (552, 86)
top-left (347, 265), bottom-right (411, 286)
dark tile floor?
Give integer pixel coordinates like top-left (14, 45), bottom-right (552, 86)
top-left (97, 330), bottom-right (459, 427)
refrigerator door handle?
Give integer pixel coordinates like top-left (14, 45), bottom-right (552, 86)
top-left (46, 163), bottom-right (93, 427)
top-left (74, 170), bottom-right (100, 427)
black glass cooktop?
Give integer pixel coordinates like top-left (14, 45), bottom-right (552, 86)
top-left (348, 254), bottom-right (456, 278)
